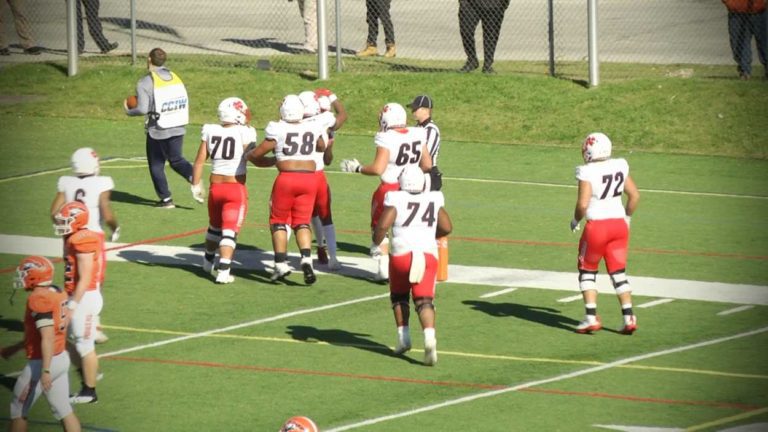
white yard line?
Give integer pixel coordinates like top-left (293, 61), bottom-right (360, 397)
top-left (717, 305), bottom-right (755, 316)
top-left (637, 299), bottom-right (676, 309)
top-left (1, 234), bottom-right (767, 305)
top-left (479, 287), bottom-right (517, 298)
top-left (325, 326), bottom-right (768, 432)
top-left (557, 294), bottom-right (584, 303)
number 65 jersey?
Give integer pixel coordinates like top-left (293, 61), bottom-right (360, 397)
top-left (384, 189), bottom-right (445, 257)
top-left (575, 158), bottom-right (629, 221)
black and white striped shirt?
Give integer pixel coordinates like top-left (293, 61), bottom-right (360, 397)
top-left (418, 118), bottom-right (441, 166)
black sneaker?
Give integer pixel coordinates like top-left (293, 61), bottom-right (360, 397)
top-left (101, 41), bottom-right (118, 54)
top-left (156, 199), bottom-right (175, 209)
top-left (300, 257), bottom-right (316, 285)
top-left (0, 48), bottom-right (10, 56)
top-left (482, 65), bottom-right (496, 75)
top-left (70, 390), bottom-right (98, 404)
top-left (24, 46), bottom-right (42, 55)
top-left (459, 60), bottom-right (479, 73)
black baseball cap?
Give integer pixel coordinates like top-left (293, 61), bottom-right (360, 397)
top-left (410, 95), bottom-right (433, 110)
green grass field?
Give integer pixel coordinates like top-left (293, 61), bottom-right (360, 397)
top-left (0, 59), bottom-right (767, 431)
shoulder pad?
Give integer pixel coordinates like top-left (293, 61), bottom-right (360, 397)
top-left (69, 230), bottom-right (101, 253)
top-left (28, 292), bottom-right (55, 314)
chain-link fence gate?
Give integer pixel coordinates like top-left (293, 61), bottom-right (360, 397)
top-left (0, 0), bottom-right (756, 80)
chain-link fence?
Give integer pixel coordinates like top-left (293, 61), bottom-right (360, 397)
top-left (0, 0), bottom-right (759, 79)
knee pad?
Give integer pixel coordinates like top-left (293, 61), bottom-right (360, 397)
top-left (271, 224), bottom-right (287, 233)
top-left (610, 269), bottom-right (632, 294)
top-left (579, 270), bottom-right (598, 292)
top-left (220, 229), bottom-right (237, 249)
top-left (390, 292), bottom-right (410, 309)
top-left (293, 223), bottom-right (311, 232)
top-left (414, 297), bottom-right (435, 314)
top-left (206, 226), bottom-right (222, 243)
top-left (75, 338), bottom-right (96, 357)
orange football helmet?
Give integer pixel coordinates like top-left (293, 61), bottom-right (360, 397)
top-left (14, 256), bottom-right (54, 290)
top-left (54, 201), bottom-right (89, 236)
top-left (279, 416), bottom-right (318, 432)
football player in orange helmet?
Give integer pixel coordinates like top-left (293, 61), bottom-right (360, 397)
top-left (7, 256), bottom-right (82, 432)
top-left (279, 416), bottom-right (318, 432)
top-left (54, 201), bottom-right (104, 404)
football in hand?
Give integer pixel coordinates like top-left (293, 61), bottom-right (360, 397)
top-left (125, 95), bottom-right (138, 109)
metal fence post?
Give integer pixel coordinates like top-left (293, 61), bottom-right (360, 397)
top-left (317, 0), bottom-right (329, 80)
top-left (547, 0), bottom-right (555, 77)
top-left (131, 0), bottom-right (137, 66)
top-left (66, 0), bottom-right (77, 76)
top-left (335, 0), bottom-right (342, 72)
top-left (588, 0), bottom-right (599, 87)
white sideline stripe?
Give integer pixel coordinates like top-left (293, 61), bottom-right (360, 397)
top-left (1, 160), bottom-right (765, 200)
top-left (99, 293), bottom-right (389, 359)
top-left (717, 305), bottom-right (755, 316)
top-left (479, 287), bottom-right (517, 298)
top-left (637, 299), bottom-right (675, 309)
top-left (1, 234), bottom-right (767, 305)
top-left (325, 326), bottom-right (768, 432)
top-left (557, 294), bottom-right (584, 303)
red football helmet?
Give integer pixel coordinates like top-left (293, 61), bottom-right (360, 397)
top-left (54, 201), bottom-right (89, 236)
top-left (279, 416), bottom-right (318, 432)
top-left (14, 256), bottom-right (54, 290)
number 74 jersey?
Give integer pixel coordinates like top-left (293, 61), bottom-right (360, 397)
top-left (575, 157), bottom-right (629, 221)
top-left (384, 190), bottom-right (445, 256)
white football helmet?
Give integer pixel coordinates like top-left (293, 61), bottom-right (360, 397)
top-left (298, 91), bottom-right (320, 117)
top-left (317, 95), bottom-right (331, 112)
top-left (71, 147), bottom-right (100, 176)
top-left (218, 97), bottom-right (250, 125)
top-left (379, 102), bottom-right (407, 131)
top-left (582, 132), bottom-right (612, 163)
top-left (280, 95), bottom-right (304, 122)
top-left (398, 165), bottom-right (425, 194)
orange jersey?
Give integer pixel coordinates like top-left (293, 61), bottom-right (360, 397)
top-left (24, 286), bottom-right (69, 359)
top-left (64, 229), bottom-right (103, 294)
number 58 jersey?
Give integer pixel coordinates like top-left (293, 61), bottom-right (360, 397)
top-left (575, 158), bottom-right (629, 221)
top-left (201, 124), bottom-right (257, 176)
top-left (384, 190), bottom-right (445, 256)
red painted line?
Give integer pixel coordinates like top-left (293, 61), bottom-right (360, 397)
top-left (104, 355), bottom-right (506, 390)
top-left (104, 355), bottom-right (759, 412)
top-left (520, 387), bottom-right (759, 411)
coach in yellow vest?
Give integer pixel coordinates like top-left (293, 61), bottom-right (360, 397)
top-left (124, 47), bottom-right (193, 208)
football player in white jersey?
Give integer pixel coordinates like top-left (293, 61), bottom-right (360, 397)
top-left (247, 95), bottom-right (326, 285)
top-left (191, 97), bottom-right (257, 284)
top-left (299, 89), bottom-right (347, 270)
top-left (373, 165), bottom-right (452, 366)
top-left (340, 102), bottom-right (432, 281)
top-left (570, 132), bottom-right (640, 335)
top-left (50, 147), bottom-right (118, 345)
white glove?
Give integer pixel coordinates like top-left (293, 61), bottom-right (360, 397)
top-left (340, 159), bottom-right (361, 173)
top-left (370, 243), bottom-right (383, 259)
top-left (570, 219), bottom-right (581, 232)
top-left (110, 226), bottom-right (121, 242)
top-left (191, 183), bottom-right (205, 203)
top-left (624, 216), bottom-right (631, 228)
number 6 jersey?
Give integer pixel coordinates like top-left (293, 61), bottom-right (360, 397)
top-left (575, 158), bottom-right (629, 221)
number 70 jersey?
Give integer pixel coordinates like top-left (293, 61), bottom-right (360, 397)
top-left (201, 123), bottom-right (258, 176)
top-left (384, 190), bottom-right (445, 256)
top-left (575, 158), bottom-right (629, 221)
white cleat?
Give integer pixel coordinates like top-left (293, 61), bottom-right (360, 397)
top-left (393, 339), bottom-right (411, 355)
top-left (301, 257), bottom-right (316, 285)
top-left (424, 339), bottom-right (438, 366)
top-left (215, 269), bottom-right (235, 284)
top-left (94, 329), bottom-right (109, 344)
top-left (270, 262), bottom-right (292, 282)
top-left (327, 257), bottom-right (341, 271)
top-left (202, 256), bottom-right (214, 274)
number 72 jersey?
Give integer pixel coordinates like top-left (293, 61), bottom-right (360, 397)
top-left (575, 158), bottom-right (629, 221)
top-left (384, 190), bottom-right (445, 256)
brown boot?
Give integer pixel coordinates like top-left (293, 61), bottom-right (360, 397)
top-left (356, 44), bottom-right (378, 57)
top-left (384, 43), bottom-right (396, 58)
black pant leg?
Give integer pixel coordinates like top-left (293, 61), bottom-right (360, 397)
top-left (83, 0), bottom-right (110, 50)
top-left (365, 0), bottom-right (379, 45)
top-left (146, 134), bottom-right (171, 201)
top-left (165, 134), bottom-right (193, 184)
top-left (379, 0), bottom-right (395, 45)
top-left (459, 0), bottom-right (480, 63)
top-left (480, 6), bottom-right (507, 67)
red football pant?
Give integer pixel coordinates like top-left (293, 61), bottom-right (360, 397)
top-left (269, 171), bottom-right (318, 226)
top-left (578, 218), bottom-right (629, 273)
top-left (313, 170), bottom-right (332, 220)
top-left (389, 252), bottom-right (439, 298)
top-left (208, 182), bottom-right (248, 232)
top-left (370, 181), bottom-right (399, 229)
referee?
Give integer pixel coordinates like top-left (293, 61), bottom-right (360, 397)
top-left (410, 95), bottom-right (442, 190)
